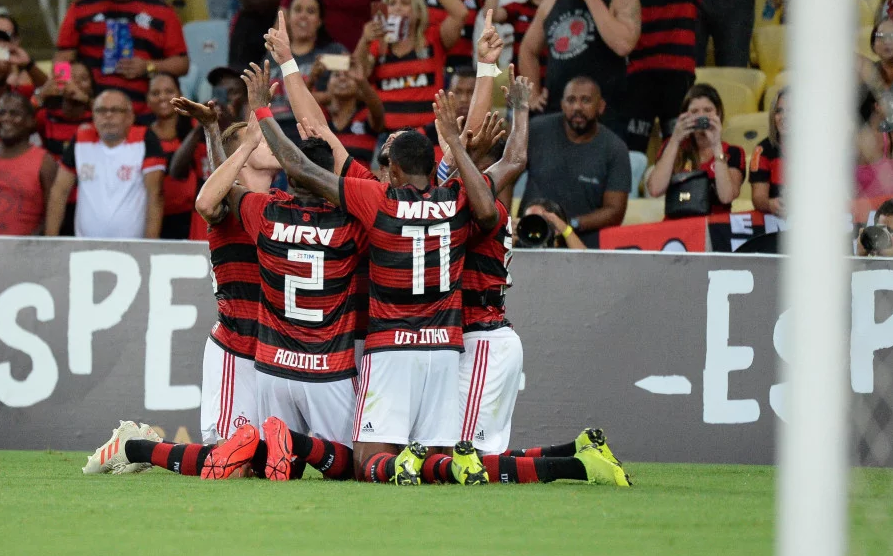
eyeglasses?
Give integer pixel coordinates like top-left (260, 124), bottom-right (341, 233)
top-left (875, 32), bottom-right (893, 42)
top-left (94, 107), bottom-right (130, 116)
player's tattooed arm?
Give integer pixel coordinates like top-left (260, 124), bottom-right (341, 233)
top-left (434, 90), bottom-right (499, 231)
top-left (584, 0), bottom-right (641, 57)
top-left (487, 69), bottom-right (531, 208)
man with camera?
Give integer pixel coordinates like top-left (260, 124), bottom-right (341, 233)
top-left (857, 199), bottom-right (893, 257)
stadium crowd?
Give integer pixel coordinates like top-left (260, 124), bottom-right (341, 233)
top-left (0, 0), bottom-right (891, 248)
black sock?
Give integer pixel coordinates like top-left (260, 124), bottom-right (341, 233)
top-left (288, 431), bottom-right (353, 480)
top-left (124, 440), bottom-right (214, 476)
top-left (481, 455), bottom-right (587, 483)
top-left (502, 440), bottom-right (577, 458)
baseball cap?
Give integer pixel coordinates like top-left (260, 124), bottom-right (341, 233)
top-left (207, 66), bottom-right (242, 86)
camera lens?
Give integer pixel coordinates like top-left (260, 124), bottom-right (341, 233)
top-left (517, 214), bottom-right (553, 248)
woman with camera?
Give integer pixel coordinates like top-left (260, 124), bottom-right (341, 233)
top-left (751, 87), bottom-right (786, 217)
top-left (646, 83), bottom-right (746, 215)
top-left (515, 199), bottom-right (586, 249)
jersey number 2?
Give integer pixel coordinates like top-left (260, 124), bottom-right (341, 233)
top-left (402, 223), bottom-right (451, 295)
top-left (285, 249), bottom-right (324, 322)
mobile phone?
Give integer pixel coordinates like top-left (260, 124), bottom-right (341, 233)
top-left (53, 61), bottom-right (72, 84)
top-left (320, 54), bottom-right (351, 71)
top-left (385, 15), bottom-right (410, 43)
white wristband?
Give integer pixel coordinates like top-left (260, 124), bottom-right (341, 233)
top-left (280, 58), bottom-right (299, 77)
top-left (476, 62), bottom-right (502, 78)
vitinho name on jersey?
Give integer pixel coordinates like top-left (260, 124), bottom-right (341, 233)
top-left (396, 201), bottom-right (457, 219)
top-left (394, 328), bottom-right (450, 345)
top-left (270, 223), bottom-right (334, 245)
top-left (273, 348), bottom-right (331, 370)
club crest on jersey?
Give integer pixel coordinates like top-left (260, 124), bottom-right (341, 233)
top-left (396, 200), bottom-right (456, 219)
top-left (270, 222), bottom-right (334, 245)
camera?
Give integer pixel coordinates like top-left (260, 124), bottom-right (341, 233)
top-left (860, 225), bottom-right (893, 254)
top-left (516, 214), bottom-right (554, 248)
top-left (693, 116), bottom-right (711, 130)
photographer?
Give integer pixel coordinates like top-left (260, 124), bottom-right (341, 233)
top-left (516, 198), bottom-right (586, 249)
top-left (857, 199), bottom-right (893, 257)
top-left (646, 83), bottom-right (745, 214)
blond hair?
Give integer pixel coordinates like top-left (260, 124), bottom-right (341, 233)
top-left (381, 0), bottom-right (430, 57)
top-left (768, 87), bottom-right (787, 148)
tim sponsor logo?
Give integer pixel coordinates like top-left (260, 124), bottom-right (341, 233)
top-left (396, 201), bottom-right (456, 219)
top-left (394, 328), bottom-right (450, 345)
top-left (273, 349), bottom-right (331, 371)
top-left (270, 223), bottom-right (333, 245)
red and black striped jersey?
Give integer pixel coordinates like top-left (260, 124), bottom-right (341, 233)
top-left (208, 211), bottom-right (261, 360)
top-left (340, 175), bottom-right (487, 352)
top-left (502, 1), bottom-right (548, 81)
top-left (628, 0), bottom-right (697, 75)
top-left (239, 190), bottom-right (368, 382)
top-left (426, 0), bottom-right (480, 70)
top-left (158, 135), bottom-right (198, 216)
top-left (750, 138), bottom-right (783, 199)
top-left (340, 157), bottom-right (379, 339)
top-left (56, 0), bottom-right (188, 114)
top-left (328, 107), bottom-right (378, 169)
top-left (463, 200), bottom-right (513, 332)
top-left (369, 25), bottom-right (445, 130)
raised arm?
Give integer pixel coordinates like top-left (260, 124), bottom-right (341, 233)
top-left (434, 90), bottom-right (498, 230)
top-left (488, 71), bottom-right (532, 207)
top-left (439, 0), bottom-right (471, 50)
top-left (519, 0), bottom-right (554, 112)
top-left (244, 61), bottom-right (342, 205)
top-left (171, 97), bottom-right (227, 171)
top-left (583, 0), bottom-right (641, 57)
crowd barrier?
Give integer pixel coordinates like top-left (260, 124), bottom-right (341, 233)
top-left (0, 238), bottom-right (891, 466)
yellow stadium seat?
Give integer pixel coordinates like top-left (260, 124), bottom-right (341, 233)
top-left (702, 79), bottom-right (758, 119)
top-left (859, 0), bottom-right (876, 28)
top-left (754, 25), bottom-right (786, 85)
top-left (738, 181), bottom-right (753, 202)
top-left (36, 60), bottom-right (52, 76)
top-left (723, 112), bottom-right (770, 158)
top-left (773, 70), bottom-right (789, 87)
top-left (732, 198), bottom-right (756, 212)
top-left (859, 24), bottom-right (879, 61)
top-left (751, 1), bottom-right (783, 66)
top-left (696, 67), bottom-right (767, 103)
top-left (763, 84), bottom-right (781, 110)
top-left (622, 198), bottom-right (665, 226)
top-left (174, 0), bottom-right (209, 25)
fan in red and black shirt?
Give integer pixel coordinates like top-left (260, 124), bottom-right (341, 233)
top-left (426, 0), bottom-right (481, 71)
top-left (647, 83), bottom-right (746, 215)
top-left (751, 88), bottom-right (786, 218)
top-left (249, 73), bottom-right (499, 482)
top-left (55, 0), bottom-right (189, 116)
top-left (322, 66), bottom-right (386, 169)
top-left (491, 0), bottom-right (547, 83)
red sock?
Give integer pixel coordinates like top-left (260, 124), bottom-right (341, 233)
top-left (289, 431), bottom-right (354, 480)
top-left (421, 454), bottom-right (458, 484)
top-left (481, 455), bottom-right (586, 483)
top-left (124, 440), bottom-right (214, 476)
top-left (361, 453), bottom-right (395, 483)
top-left (501, 447), bottom-right (544, 457)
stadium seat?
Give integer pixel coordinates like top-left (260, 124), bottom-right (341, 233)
top-left (859, 25), bottom-right (879, 61)
top-left (751, 1), bottom-right (783, 66)
top-left (175, 0), bottom-right (210, 25)
top-left (622, 198), bottom-right (665, 226)
top-left (695, 67), bottom-right (767, 103)
top-left (753, 25), bottom-right (786, 85)
top-left (773, 70), bottom-right (789, 87)
top-left (859, 0), bottom-right (876, 28)
top-left (723, 112), bottom-right (770, 156)
top-left (738, 180), bottom-right (753, 202)
top-left (36, 60), bottom-right (52, 76)
top-left (704, 79), bottom-right (758, 119)
top-left (629, 151), bottom-right (648, 198)
top-left (180, 20), bottom-right (230, 101)
top-left (763, 84), bottom-right (781, 110)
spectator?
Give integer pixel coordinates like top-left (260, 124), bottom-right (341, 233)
top-left (313, 60), bottom-right (385, 169)
top-left (521, 76), bottom-right (631, 248)
top-left (0, 92), bottom-right (57, 235)
top-left (487, 0), bottom-right (547, 84)
top-left (45, 90), bottom-right (166, 238)
top-left (516, 198), bottom-right (586, 249)
top-left (419, 65), bottom-right (475, 162)
top-left (318, 0), bottom-right (374, 51)
top-left (518, 0), bottom-right (640, 140)
top-left (55, 0), bottom-right (189, 116)
top-left (860, 20), bottom-right (893, 125)
top-left (148, 73), bottom-right (198, 240)
top-left (355, 0), bottom-right (467, 130)
top-left (265, 0), bottom-right (349, 143)
top-left (857, 199), bottom-right (893, 257)
top-left (206, 66), bottom-right (250, 122)
top-left (230, 0), bottom-right (280, 69)
top-left (0, 9), bottom-right (48, 97)
top-left (625, 0), bottom-right (697, 155)
top-left (751, 87), bottom-right (786, 217)
top-left (646, 83), bottom-right (745, 214)
top-left (694, 0), bottom-right (754, 67)
top-left (856, 94), bottom-right (893, 199)
top-left (426, 0), bottom-right (477, 71)
top-left (35, 61), bottom-right (95, 236)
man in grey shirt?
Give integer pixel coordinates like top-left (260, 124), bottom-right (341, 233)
top-left (522, 76), bottom-right (630, 248)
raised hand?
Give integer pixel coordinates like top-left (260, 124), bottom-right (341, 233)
top-left (361, 19), bottom-right (386, 44)
top-left (529, 86), bottom-right (549, 113)
top-left (466, 111), bottom-right (507, 162)
top-left (501, 64), bottom-right (531, 109)
top-left (241, 61), bottom-right (279, 111)
top-left (264, 11), bottom-right (292, 65)
top-left (297, 117), bottom-right (323, 140)
top-left (477, 9), bottom-right (504, 65)
top-left (8, 45), bottom-right (32, 67)
top-left (170, 96), bottom-right (219, 126)
top-left (433, 90), bottom-right (463, 146)
top-left (244, 112), bottom-right (263, 149)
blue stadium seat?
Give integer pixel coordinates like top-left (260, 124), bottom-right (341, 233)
top-left (180, 20), bottom-right (230, 100)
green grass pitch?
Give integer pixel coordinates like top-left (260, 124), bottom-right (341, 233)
top-left (0, 450), bottom-right (890, 555)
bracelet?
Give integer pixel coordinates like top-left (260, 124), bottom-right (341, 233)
top-left (561, 225), bottom-right (573, 239)
top-left (476, 62), bottom-right (502, 78)
top-left (280, 58), bottom-right (299, 77)
top-left (254, 107), bottom-right (274, 120)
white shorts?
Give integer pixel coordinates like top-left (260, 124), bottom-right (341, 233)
top-left (459, 328), bottom-right (523, 455)
top-left (255, 372), bottom-right (358, 448)
top-left (353, 350), bottom-right (461, 447)
top-left (200, 338), bottom-right (257, 444)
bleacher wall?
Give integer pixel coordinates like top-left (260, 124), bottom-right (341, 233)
top-left (0, 238), bottom-right (891, 466)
